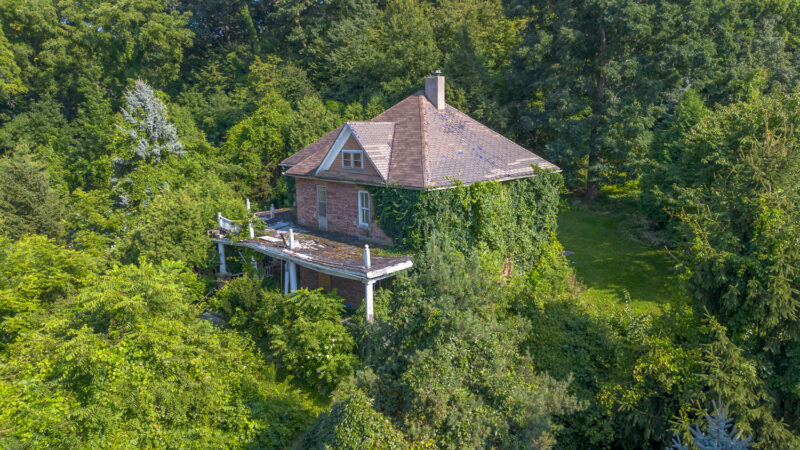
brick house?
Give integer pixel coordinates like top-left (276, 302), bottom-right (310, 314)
top-left (212, 72), bottom-right (558, 322)
top-left (280, 72), bottom-right (558, 245)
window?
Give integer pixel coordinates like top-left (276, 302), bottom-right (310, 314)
top-left (342, 150), bottom-right (363, 169)
top-left (358, 191), bottom-right (370, 227)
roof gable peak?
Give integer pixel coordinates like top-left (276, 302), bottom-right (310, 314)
top-left (314, 122), bottom-right (394, 181)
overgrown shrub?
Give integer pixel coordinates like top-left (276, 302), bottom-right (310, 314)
top-left (303, 386), bottom-right (408, 449)
top-left (354, 238), bottom-right (583, 448)
top-left (255, 288), bottom-right (357, 393)
top-left (210, 274), bottom-right (279, 331)
top-left (0, 257), bottom-right (318, 448)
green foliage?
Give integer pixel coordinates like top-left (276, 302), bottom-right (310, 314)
top-left (0, 146), bottom-right (66, 240)
top-left (303, 386), bottom-right (408, 449)
top-left (640, 89), bottom-right (711, 227)
top-left (512, 0), bottom-right (800, 195)
top-left (117, 176), bottom-right (246, 269)
top-left (64, 187), bottom-right (124, 255)
top-left (672, 400), bottom-right (753, 450)
top-left (0, 234), bottom-right (99, 347)
top-left (211, 274), bottom-right (264, 323)
top-left (520, 281), bottom-right (800, 448)
top-left (0, 26), bottom-right (25, 100)
top-left (371, 0), bottom-right (441, 98)
top-left (660, 96), bottom-right (800, 439)
top-left (0, 258), bottom-right (317, 448)
top-left (369, 172), bottom-right (563, 271)
top-left (668, 94), bottom-right (800, 339)
top-left (356, 239), bottom-right (583, 448)
top-left (3, 0), bottom-right (800, 446)
top-left (214, 279), bottom-right (359, 394)
top-left (222, 91), bottom-right (295, 203)
top-left (256, 288), bottom-right (358, 394)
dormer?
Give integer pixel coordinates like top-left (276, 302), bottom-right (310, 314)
top-left (314, 122), bottom-right (394, 182)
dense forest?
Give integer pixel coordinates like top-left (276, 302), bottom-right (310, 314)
top-left (1, 0), bottom-right (799, 448)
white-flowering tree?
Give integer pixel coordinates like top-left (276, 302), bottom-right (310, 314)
top-left (672, 400), bottom-right (754, 450)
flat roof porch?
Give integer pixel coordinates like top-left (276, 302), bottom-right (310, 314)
top-left (209, 208), bottom-right (413, 322)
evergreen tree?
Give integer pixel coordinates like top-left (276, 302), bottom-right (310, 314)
top-left (671, 94), bottom-right (800, 440)
top-left (0, 146), bottom-right (65, 240)
top-left (672, 400), bottom-right (753, 450)
top-left (356, 238), bottom-right (583, 447)
top-left (512, 0), bottom-right (675, 197)
top-left (111, 80), bottom-right (185, 210)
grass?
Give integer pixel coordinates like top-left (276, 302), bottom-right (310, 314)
top-left (557, 202), bottom-right (680, 315)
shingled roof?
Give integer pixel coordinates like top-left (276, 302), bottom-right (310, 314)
top-left (347, 121), bottom-right (394, 181)
top-left (281, 80), bottom-right (558, 189)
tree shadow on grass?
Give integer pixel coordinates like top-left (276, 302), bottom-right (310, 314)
top-left (557, 209), bottom-right (679, 312)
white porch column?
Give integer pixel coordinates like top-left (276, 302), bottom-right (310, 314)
top-left (270, 203), bottom-right (275, 219)
top-left (283, 261), bottom-right (290, 293)
top-left (288, 262), bottom-right (298, 292)
top-left (217, 242), bottom-right (227, 274)
top-left (364, 280), bottom-right (374, 323)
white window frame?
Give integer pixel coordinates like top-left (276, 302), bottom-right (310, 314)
top-left (358, 191), bottom-right (370, 227)
top-left (342, 150), bottom-right (363, 169)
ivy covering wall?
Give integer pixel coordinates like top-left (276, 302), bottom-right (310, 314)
top-left (367, 169), bottom-right (563, 271)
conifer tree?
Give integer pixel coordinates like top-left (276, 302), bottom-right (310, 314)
top-left (672, 400), bottom-right (753, 450)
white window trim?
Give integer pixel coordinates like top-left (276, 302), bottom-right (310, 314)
top-left (358, 190), bottom-right (370, 228)
top-left (342, 149), bottom-right (363, 169)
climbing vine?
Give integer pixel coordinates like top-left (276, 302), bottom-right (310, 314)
top-left (367, 169), bottom-right (564, 271)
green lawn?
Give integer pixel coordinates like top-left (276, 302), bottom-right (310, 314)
top-left (557, 206), bottom-right (679, 314)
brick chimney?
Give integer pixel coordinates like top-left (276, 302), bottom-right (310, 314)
top-left (425, 70), bottom-right (445, 111)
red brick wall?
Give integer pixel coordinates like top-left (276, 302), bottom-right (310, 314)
top-left (297, 265), bottom-right (365, 308)
top-left (295, 178), bottom-right (392, 244)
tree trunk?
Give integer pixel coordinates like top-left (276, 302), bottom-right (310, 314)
top-left (587, 17), bottom-right (607, 201)
top-left (586, 152), bottom-right (600, 200)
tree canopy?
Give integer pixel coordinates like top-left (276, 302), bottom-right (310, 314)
top-left (1, 0), bottom-right (799, 447)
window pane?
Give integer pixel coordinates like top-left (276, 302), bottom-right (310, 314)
top-left (359, 192), bottom-right (370, 225)
top-left (343, 152), bottom-right (352, 167)
top-left (353, 152), bottom-right (362, 168)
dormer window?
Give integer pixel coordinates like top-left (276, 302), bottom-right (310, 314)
top-left (342, 150), bottom-right (363, 169)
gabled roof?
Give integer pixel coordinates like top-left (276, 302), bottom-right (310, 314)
top-left (282, 91), bottom-right (559, 189)
top-left (312, 122), bottom-right (394, 182)
top-left (347, 122), bottom-right (394, 181)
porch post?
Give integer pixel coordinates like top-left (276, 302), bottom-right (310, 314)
top-left (218, 242), bottom-right (227, 274)
top-left (283, 261), bottom-right (290, 293)
top-left (364, 280), bottom-right (374, 323)
top-left (288, 261), bottom-right (298, 292)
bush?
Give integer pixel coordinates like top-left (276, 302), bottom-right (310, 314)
top-left (355, 239), bottom-right (583, 448)
top-left (303, 386), bottom-right (408, 449)
top-left (256, 288), bottom-right (358, 393)
top-left (0, 259), bottom-right (318, 448)
top-left (211, 274), bottom-right (278, 331)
